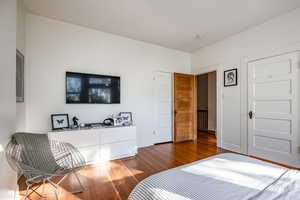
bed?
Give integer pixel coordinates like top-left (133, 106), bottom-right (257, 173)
top-left (128, 153), bottom-right (300, 200)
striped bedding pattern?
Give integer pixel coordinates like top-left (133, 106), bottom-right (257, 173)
top-left (128, 153), bottom-right (299, 200)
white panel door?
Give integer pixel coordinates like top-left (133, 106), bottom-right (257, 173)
top-left (248, 52), bottom-right (300, 167)
top-left (154, 72), bottom-right (172, 144)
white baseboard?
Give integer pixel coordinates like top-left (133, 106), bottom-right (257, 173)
top-left (222, 142), bottom-right (241, 153)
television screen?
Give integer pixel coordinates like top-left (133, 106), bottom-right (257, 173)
top-left (66, 72), bottom-right (120, 104)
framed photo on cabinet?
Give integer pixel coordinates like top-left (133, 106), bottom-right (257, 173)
top-left (51, 114), bottom-right (70, 130)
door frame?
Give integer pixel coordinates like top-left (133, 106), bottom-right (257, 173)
top-left (194, 66), bottom-right (222, 148)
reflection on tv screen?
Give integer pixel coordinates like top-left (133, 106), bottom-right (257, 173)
top-left (66, 72), bottom-right (120, 104)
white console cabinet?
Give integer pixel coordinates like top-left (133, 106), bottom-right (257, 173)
top-left (48, 126), bottom-right (137, 164)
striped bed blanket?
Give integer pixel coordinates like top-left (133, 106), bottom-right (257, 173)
top-left (128, 153), bottom-right (300, 200)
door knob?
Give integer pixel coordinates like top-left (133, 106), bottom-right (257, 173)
top-left (249, 111), bottom-right (254, 119)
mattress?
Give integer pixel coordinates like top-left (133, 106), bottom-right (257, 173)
top-left (128, 153), bottom-right (300, 200)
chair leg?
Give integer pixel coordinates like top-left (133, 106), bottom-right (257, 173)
top-left (42, 179), bottom-right (45, 196)
top-left (24, 185), bottom-right (30, 200)
top-left (55, 172), bottom-right (84, 194)
top-left (56, 174), bottom-right (67, 186)
top-left (72, 171), bottom-right (84, 193)
top-left (45, 172), bottom-right (84, 198)
top-left (53, 188), bottom-right (59, 200)
top-left (24, 183), bottom-right (43, 200)
top-left (48, 179), bottom-right (60, 200)
top-left (30, 184), bottom-right (43, 197)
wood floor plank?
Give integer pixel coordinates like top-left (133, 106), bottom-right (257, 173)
top-left (121, 157), bottom-right (156, 182)
top-left (137, 149), bottom-right (169, 172)
top-left (106, 160), bottom-right (139, 200)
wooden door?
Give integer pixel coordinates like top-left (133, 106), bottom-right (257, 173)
top-left (248, 52), bottom-right (300, 167)
top-left (174, 73), bottom-right (197, 142)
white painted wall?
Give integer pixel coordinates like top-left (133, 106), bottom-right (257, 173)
top-left (25, 14), bottom-right (191, 147)
top-left (0, 0), bottom-right (18, 199)
top-left (191, 7), bottom-right (300, 153)
top-left (16, 0), bottom-right (26, 132)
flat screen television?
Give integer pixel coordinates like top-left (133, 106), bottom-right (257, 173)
top-left (66, 72), bottom-right (120, 104)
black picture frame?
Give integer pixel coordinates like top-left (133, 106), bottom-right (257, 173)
top-left (224, 68), bottom-right (238, 87)
top-left (51, 114), bottom-right (70, 130)
top-left (119, 112), bottom-right (133, 125)
top-left (16, 49), bottom-right (24, 102)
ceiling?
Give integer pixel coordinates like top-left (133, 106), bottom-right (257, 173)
top-left (24, 0), bottom-right (300, 52)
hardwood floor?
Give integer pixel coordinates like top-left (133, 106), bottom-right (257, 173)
top-left (18, 133), bottom-right (226, 200)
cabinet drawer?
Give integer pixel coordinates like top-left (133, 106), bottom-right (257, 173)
top-left (79, 146), bottom-right (100, 164)
top-left (48, 130), bottom-right (99, 148)
top-left (100, 141), bottom-right (137, 161)
top-left (100, 126), bottom-right (136, 144)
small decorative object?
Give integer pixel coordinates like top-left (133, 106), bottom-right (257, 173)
top-left (224, 68), bottom-right (238, 87)
top-left (119, 112), bottom-right (133, 126)
top-left (16, 50), bottom-right (24, 102)
top-left (72, 116), bottom-right (79, 127)
top-left (51, 114), bottom-right (70, 130)
top-left (103, 118), bottom-right (114, 126)
top-left (114, 116), bottom-right (123, 126)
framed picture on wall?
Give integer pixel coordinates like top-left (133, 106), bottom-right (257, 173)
top-left (51, 114), bottom-right (70, 130)
top-left (16, 50), bottom-right (24, 102)
top-left (224, 68), bottom-right (238, 87)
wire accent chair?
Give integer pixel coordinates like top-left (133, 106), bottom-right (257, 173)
top-left (6, 133), bottom-right (86, 200)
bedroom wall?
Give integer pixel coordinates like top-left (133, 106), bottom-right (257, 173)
top-left (16, 0), bottom-right (26, 132)
top-left (191, 7), bottom-right (300, 153)
top-left (0, 0), bottom-right (18, 199)
top-left (25, 14), bottom-right (191, 147)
